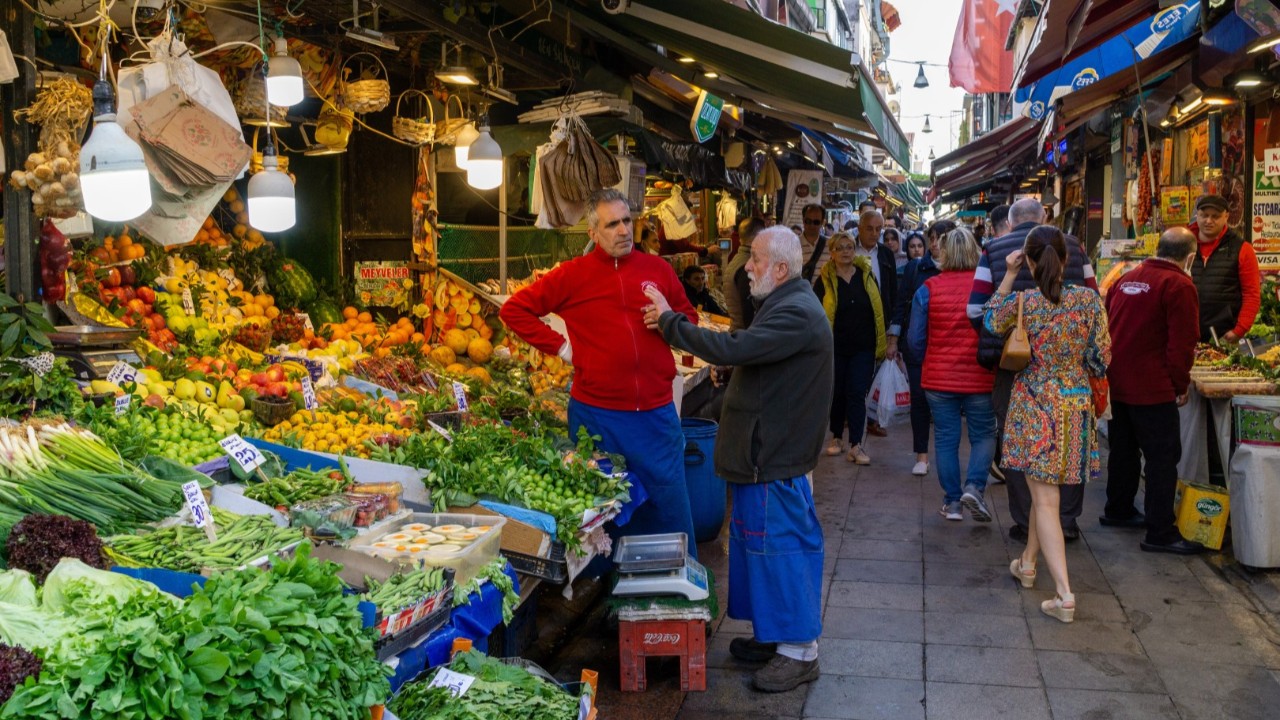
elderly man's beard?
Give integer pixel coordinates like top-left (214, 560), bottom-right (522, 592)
top-left (747, 269), bottom-right (778, 300)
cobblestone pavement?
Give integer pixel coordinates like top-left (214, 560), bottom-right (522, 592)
top-left (671, 428), bottom-right (1280, 720)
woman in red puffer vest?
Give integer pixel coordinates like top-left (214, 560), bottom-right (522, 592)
top-left (907, 227), bottom-right (998, 524)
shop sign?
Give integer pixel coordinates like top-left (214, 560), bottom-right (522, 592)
top-left (1088, 199), bottom-right (1103, 220)
top-left (1265, 148), bottom-right (1280, 177)
top-left (354, 261), bottom-right (411, 307)
top-left (1252, 158), bottom-right (1280, 271)
top-left (782, 170), bottom-right (823, 229)
top-left (690, 90), bottom-right (724, 144)
top-left (1161, 186), bottom-right (1190, 226)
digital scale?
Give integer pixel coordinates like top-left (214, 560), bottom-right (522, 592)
top-left (48, 326), bottom-right (143, 381)
top-left (612, 533), bottom-right (709, 601)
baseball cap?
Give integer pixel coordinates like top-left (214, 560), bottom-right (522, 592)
top-left (1195, 194), bottom-right (1229, 212)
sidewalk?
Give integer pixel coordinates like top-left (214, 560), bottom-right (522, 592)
top-left (677, 427), bottom-right (1280, 720)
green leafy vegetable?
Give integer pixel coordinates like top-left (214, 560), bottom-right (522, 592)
top-left (389, 650), bottom-right (583, 720)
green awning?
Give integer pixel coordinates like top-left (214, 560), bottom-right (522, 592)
top-left (576, 0), bottom-right (912, 169)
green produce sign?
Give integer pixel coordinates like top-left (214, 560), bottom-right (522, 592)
top-left (690, 90), bottom-right (723, 144)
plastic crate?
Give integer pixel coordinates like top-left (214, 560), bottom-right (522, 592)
top-left (487, 588), bottom-right (538, 658)
top-left (502, 540), bottom-right (568, 583)
top-left (374, 599), bottom-right (452, 661)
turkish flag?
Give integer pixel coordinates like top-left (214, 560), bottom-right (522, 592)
top-left (948, 0), bottom-right (1017, 94)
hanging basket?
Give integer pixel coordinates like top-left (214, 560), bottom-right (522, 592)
top-left (234, 72), bottom-right (288, 127)
top-left (433, 95), bottom-right (471, 146)
top-left (248, 128), bottom-right (292, 177)
top-left (392, 89), bottom-right (437, 145)
top-left (338, 52), bottom-right (391, 114)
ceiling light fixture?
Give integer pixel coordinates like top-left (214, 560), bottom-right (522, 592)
top-left (454, 120), bottom-right (479, 169)
top-left (247, 66), bottom-right (295, 231)
top-left (266, 36), bottom-right (304, 107)
top-left (1246, 33), bottom-right (1280, 55)
top-left (1228, 69), bottom-right (1266, 89)
top-left (703, 70), bottom-right (719, 79)
top-left (927, 147), bottom-right (935, 160)
top-left (914, 62), bottom-right (929, 89)
top-left (1180, 95), bottom-right (1204, 114)
top-left (436, 43), bottom-right (478, 85)
top-left (465, 117), bottom-right (503, 190)
top-left (922, 114), bottom-right (932, 133)
top-left (1202, 89), bottom-right (1236, 106)
top-left (677, 56), bottom-right (695, 64)
top-left (80, 53), bottom-right (151, 222)
top-left (346, 0), bottom-right (399, 51)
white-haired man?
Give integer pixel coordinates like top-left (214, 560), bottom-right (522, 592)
top-left (642, 227), bottom-right (833, 693)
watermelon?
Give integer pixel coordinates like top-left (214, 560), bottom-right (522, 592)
top-left (267, 257), bottom-right (318, 307)
top-left (306, 298), bottom-right (343, 327)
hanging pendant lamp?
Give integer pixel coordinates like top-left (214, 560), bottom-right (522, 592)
top-left (81, 55), bottom-right (152, 222)
top-left (266, 36), bottom-right (304, 107)
top-left (914, 63), bottom-right (929, 89)
top-left (248, 67), bottom-right (296, 231)
top-left (465, 118), bottom-right (503, 190)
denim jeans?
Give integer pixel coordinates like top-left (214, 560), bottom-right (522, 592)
top-left (925, 391), bottom-right (997, 504)
top-left (830, 351), bottom-right (877, 444)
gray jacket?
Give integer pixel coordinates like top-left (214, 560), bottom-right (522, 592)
top-left (659, 277), bottom-right (834, 484)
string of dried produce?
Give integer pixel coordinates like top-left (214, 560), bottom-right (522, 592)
top-left (9, 78), bottom-right (94, 218)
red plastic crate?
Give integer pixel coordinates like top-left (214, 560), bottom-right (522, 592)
top-left (618, 618), bottom-right (706, 692)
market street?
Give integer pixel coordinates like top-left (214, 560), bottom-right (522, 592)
top-left (598, 427), bottom-right (1280, 720)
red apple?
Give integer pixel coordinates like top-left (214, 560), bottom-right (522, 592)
top-left (251, 373), bottom-right (269, 386)
top-left (265, 366), bottom-right (285, 383)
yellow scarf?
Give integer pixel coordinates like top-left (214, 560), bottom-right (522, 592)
top-left (820, 257), bottom-right (887, 360)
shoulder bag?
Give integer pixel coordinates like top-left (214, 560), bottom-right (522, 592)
top-left (999, 292), bottom-right (1032, 371)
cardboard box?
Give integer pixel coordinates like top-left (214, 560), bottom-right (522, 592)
top-left (1176, 481), bottom-right (1231, 550)
top-left (450, 505), bottom-right (552, 559)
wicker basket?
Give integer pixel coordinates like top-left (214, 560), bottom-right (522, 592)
top-left (433, 94), bottom-right (471, 145)
top-left (252, 396), bottom-right (296, 427)
top-left (338, 52), bottom-right (391, 114)
top-left (234, 72), bottom-right (288, 126)
top-left (392, 89), bottom-right (437, 145)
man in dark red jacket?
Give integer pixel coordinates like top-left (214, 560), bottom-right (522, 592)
top-left (1103, 227), bottom-right (1204, 555)
top-left (500, 188), bottom-right (701, 553)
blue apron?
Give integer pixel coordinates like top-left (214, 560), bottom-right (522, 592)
top-left (569, 398), bottom-right (697, 560)
top-left (728, 476), bottom-right (824, 643)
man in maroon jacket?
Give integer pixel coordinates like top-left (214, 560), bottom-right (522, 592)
top-left (1103, 227), bottom-right (1205, 555)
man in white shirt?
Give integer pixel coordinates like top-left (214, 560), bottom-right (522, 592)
top-left (800, 203), bottom-right (832, 282)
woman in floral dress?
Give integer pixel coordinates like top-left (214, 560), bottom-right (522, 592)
top-left (985, 226), bottom-right (1110, 623)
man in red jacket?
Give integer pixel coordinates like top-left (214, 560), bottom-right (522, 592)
top-left (500, 188), bottom-right (701, 553)
top-left (1103, 227), bottom-right (1205, 555)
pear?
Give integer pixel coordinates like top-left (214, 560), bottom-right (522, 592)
top-left (194, 381), bottom-right (217, 404)
top-left (174, 378), bottom-right (197, 400)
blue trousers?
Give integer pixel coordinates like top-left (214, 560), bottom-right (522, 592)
top-left (925, 391), bottom-right (997, 504)
top-left (728, 477), bottom-right (824, 644)
top-left (569, 399), bottom-right (697, 560)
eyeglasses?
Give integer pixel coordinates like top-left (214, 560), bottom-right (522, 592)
top-left (804, 218), bottom-right (823, 225)
top-left (832, 245), bottom-right (856, 252)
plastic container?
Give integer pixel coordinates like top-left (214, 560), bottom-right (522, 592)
top-left (502, 541), bottom-right (568, 583)
top-left (681, 418), bottom-right (727, 543)
top-left (350, 512), bottom-right (506, 585)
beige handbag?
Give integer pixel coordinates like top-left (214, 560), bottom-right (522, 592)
top-left (999, 292), bottom-right (1032, 372)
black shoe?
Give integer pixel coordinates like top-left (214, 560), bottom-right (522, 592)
top-left (1141, 538), bottom-right (1207, 555)
top-left (729, 636), bottom-right (777, 663)
top-left (865, 422), bottom-right (888, 438)
top-left (1009, 525), bottom-right (1029, 543)
top-left (1062, 526), bottom-right (1080, 543)
top-left (752, 655), bottom-right (820, 692)
top-left (1099, 512), bottom-right (1146, 528)
top-left (989, 462), bottom-right (1006, 484)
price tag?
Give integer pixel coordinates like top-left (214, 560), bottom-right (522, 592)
top-left (66, 270), bottom-right (78, 295)
top-left (452, 382), bottom-right (469, 412)
top-left (181, 480), bottom-right (218, 541)
top-left (114, 394), bottom-right (131, 416)
top-left (181, 288), bottom-right (195, 315)
top-left (218, 268), bottom-right (237, 285)
top-left (297, 313), bottom-right (314, 331)
top-left (105, 361), bottom-right (140, 385)
top-left (427, 668), bottom-right (476, 698)
top-left (218, 433), bottom-right (266, 473)
top-left (300, 375), bottom-right (318, 410)
top-left (427, 420), bottom-right (453, 442)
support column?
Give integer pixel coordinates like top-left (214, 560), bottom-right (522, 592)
top-left (1, 0), bottom-right (37, 301)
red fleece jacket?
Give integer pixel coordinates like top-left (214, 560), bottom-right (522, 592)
top-left (500, 246), bottom-right (697, 412)
top-left (1105, 259), bottom-right (1199, 405)
top-left (1189, 222), bottom-right (1261, 338)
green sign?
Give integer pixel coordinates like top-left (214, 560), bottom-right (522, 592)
top-left (690, 90), bottom-right (723, 144)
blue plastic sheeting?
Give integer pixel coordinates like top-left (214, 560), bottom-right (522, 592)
top-left (479, 500), bottom-right (558, 535)
top-left (387, 564), bottom-right (520, 693)
top-left (1015, 1), bottom-right (1202, 120)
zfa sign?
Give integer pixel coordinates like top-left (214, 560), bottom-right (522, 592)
top-left (690, 90), bottom-right (723, 144)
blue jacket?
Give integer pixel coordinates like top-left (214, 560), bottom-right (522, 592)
top-left (891, 253), bottom-right (939, 365)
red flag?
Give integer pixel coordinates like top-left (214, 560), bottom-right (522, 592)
top-left (948, 0), bottom-right (1017, 93)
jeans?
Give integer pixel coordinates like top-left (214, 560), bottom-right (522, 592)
top-left (926, 391), bottom-right (997, 503)
top-left (906, 363), bottom-right (931, 454)
top-left (993, 369), bottom-right (1084, 529)
top-left (1106, 400), bottom-right (1183, 544)
top-left (830, 351), bottom-right (877, 445)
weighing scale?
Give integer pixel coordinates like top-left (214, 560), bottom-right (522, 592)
top-left (612, 533), bottom-right (709, 601)
top-left (48, 326), bottom-right (143, 381)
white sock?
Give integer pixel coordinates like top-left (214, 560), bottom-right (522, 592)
top-left (776, 641), bottom-right (818, 662)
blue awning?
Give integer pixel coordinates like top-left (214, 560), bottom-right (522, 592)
top-left (1014, 0), bottom-right (1202, 120)
top-left (793, 125), bottom-right (873, 179)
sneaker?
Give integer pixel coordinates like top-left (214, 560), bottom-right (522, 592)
top-left (729, 636), bottom-right (777, 663)
top-left (939, 501), bottom-right (963, 521)
top-left (989, 462), bottom-right (1006, 484)
top-left (752, 655), bottom-right (820, 693)
top-left (865, 421), bottom-right (888, 438)
top-left (961, 486), bottom-right (992, 522)
top-left (825, 438), bottom-right (844, 456)
top-left (912, 461), bottom-right (929, 476)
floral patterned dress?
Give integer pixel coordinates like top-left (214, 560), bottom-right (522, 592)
top-left (985, 286), bottom-right (1111, 485)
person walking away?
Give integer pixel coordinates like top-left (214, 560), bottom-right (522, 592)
top-left (1187, 194), bottom-right (1261, 343)
top-left (815, 233), bottom-right (886, 465)
top-left (969, 198), bottom-right (1099, 543)
top-left (681, 266), bottom-right (726, 316)
top-left (1103, 227), bottom-right (1205, 554)
top-left (799, 203), bottom-right (831, 282)
top-left (641, 227), bottom-right (832, 692)
top-left (723, 217), bottom-right (765, 331)
top-left (986, 226), bottom-right (1110, 623)
top-left (908, 227), bottom-right (997, 521)
top-left (887, 224), bottom-right (947, 475)
top-left (990, 204), bottom-right (1012, 240)
top-left (500, 188), bottom-right (700, 552)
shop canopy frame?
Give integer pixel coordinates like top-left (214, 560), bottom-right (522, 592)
top-left (559, 0), bottom-right (912, 170)
top-left (930, 117), bottom-right (1040, 186)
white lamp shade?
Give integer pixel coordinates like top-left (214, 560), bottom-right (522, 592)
top-left (453, 122), bottom-right (479, 168)
top-left (79, 116), bottom-right (152, 221)
top-left (247, 157), bottom-right (296, 232)
top-left (267, 38), bottom-right (304, 107)
top-left (465, 128), bottom-right (503, 190)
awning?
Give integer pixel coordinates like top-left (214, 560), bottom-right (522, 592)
top-left (1013, 0), bottom-right (1173, 91)
top-left (929, 117), bottom-right (1039, 178)
top-left (931, 122), bottom-right (1043, 199)
top-left (1054, 43), bottom-right (1193, 123)
top-left (1014, 1), bottom-right (1201, 120)
top-left (567, 0), bottom-right (912, 169)
top-left (794, 125), bottom-right (875, 179)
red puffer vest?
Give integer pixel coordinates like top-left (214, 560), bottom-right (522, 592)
top-left (923, 270), bottom-right (996, 394)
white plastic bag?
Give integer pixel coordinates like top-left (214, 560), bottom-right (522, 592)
top-left (868, 360), bottom-right (911, 428)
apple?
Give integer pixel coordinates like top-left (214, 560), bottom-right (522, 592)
top-left (265, 366), bottom-right (286, 384)
top-left (251, 372), bottom-right (269, 386)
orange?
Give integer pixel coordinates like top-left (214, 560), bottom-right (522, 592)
top-left (342, 306), bottom-right (358, 320)
top-left (357, 311), bottom-right (373, 323)
top-left (202, 217), bottom-right (215, 230)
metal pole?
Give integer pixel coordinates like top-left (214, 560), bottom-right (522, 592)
top-left (2, 0), bottom-right (37, 302)
top-left (499, 163), bottom-right (508, 295)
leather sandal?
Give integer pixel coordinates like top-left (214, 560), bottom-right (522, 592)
top-left (1041, 593), bottom-right (1076, 623)
top-left (1009, 558), bottom-right (1036, 589)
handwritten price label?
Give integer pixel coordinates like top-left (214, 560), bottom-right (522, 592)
top-left (181, 481), bottom-right (211, 528)
top-left (181, 289), bottom-right (196, 315)
top-left (105, 361), bottom-right (140, 385)
top-left (114, 394), bottom-right (131, 416)
top-left (452, 382), bottom-right (469, 412)
top-left (218, 433), bottom-right (265, 473)
top-left (427, 668), bottom-right (476, 698)
top-left (427, 420), bottom-right (453, 442)
top-left (297, 313), bottom-right (314, 331)
top-left (300, 375), bottom-right (318, 410)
